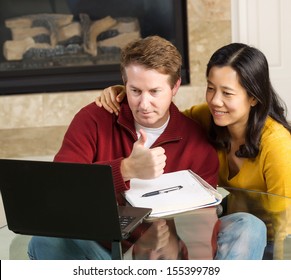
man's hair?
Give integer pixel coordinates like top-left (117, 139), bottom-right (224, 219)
top-left (120, 35), bottom-right (182, 88)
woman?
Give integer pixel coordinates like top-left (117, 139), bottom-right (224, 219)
top-left (96, 42), bottom-right (291, 258)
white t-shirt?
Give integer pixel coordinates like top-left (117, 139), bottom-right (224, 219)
top-left (135, 116), bottom-right (170, 148)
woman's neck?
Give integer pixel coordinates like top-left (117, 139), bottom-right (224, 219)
top-left (227, 123), bottom-right (247, 146)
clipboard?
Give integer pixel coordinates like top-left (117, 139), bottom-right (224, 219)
top-left (124, 170), bottom-right (222, 218)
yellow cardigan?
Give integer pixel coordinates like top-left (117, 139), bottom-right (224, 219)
top-left (183, 103), bottom-right (291, 199)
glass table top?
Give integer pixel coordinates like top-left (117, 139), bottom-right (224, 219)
top-left (221, 186), bottom-right (291, 260)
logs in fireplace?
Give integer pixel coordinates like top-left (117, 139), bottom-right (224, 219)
top-left (3, 14), bottom-right (140, 66)
top-left (0, 0), bottom-right (189, 95)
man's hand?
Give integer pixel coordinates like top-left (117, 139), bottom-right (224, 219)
top-left (121, 129), bottom-right (166, 181)
top-left (96, 85), bottom-right (125, 115)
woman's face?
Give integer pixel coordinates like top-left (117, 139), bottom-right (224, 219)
top-left (206, 66), bottom-right (257, 133)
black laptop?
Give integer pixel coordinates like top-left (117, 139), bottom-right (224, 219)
top-left (0, 159), bottom-right (151, 244)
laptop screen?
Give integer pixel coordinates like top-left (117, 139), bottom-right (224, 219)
top-left (0, 160), bottom-right (125, 240)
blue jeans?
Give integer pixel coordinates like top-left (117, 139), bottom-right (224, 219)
top-left (28, 238), bottom-right (112, 260)
top-left (214, 212), bottom-right (266, 260)
top-left (28, 212), bottom-right (266, 260)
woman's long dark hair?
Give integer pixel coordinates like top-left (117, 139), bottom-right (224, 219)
top-left (206, 43), bottom-right (291, 158)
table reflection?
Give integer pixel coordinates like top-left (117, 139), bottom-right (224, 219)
top-left (174, 207), bottom-right (219, 260)
top-left (221, 187), bottom-right (291, 260)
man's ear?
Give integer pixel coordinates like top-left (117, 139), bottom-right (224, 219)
top-left (172, 78), bottom-right (181, 97)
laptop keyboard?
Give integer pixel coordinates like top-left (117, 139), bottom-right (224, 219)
top-left (119, 215), bottom-right (135, 230)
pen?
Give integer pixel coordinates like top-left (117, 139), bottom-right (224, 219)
top-left (142, 185), bottom-right (183, 197)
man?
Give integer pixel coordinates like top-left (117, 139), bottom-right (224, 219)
top-left (28, 36), bottom-right (266, 260)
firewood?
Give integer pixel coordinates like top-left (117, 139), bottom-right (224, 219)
top-left (10, 27), bottom-right (50, 41)
top-left (3, 38), bottom-right (51, 61)
top-left (5, 14), bottom-right (74, 48)
top-left (5, 14), bottom-right (73, 29)
top-left (114, 17), bottom-right (140, 33)
top-left (98, 31), bottom-right (140, 49)
top-left (80, 14), bottom-right (117, 56)
top-left (57, 22), bottom-right (82, 43)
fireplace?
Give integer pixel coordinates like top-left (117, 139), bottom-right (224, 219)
top-left (0, 0), bottom-right (189, 95)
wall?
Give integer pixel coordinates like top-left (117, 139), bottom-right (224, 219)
top-left (0, 0), bottom-right (231, 158)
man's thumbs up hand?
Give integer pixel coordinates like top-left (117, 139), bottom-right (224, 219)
top-left (136, 128), bottom-right (147, 147)
top-left (121, 129), bottom-right (167, 181)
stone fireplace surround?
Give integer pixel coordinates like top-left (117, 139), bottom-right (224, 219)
top-left (0, 0), bottom-right (231, 159)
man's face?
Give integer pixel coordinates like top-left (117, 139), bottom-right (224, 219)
top-left (125, 64), bottom-right (180, 128)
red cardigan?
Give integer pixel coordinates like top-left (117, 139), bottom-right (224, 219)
top-left (54, 100), bottom-right (220, 257)
top-left (55, 100), bottom-right (218, 186)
